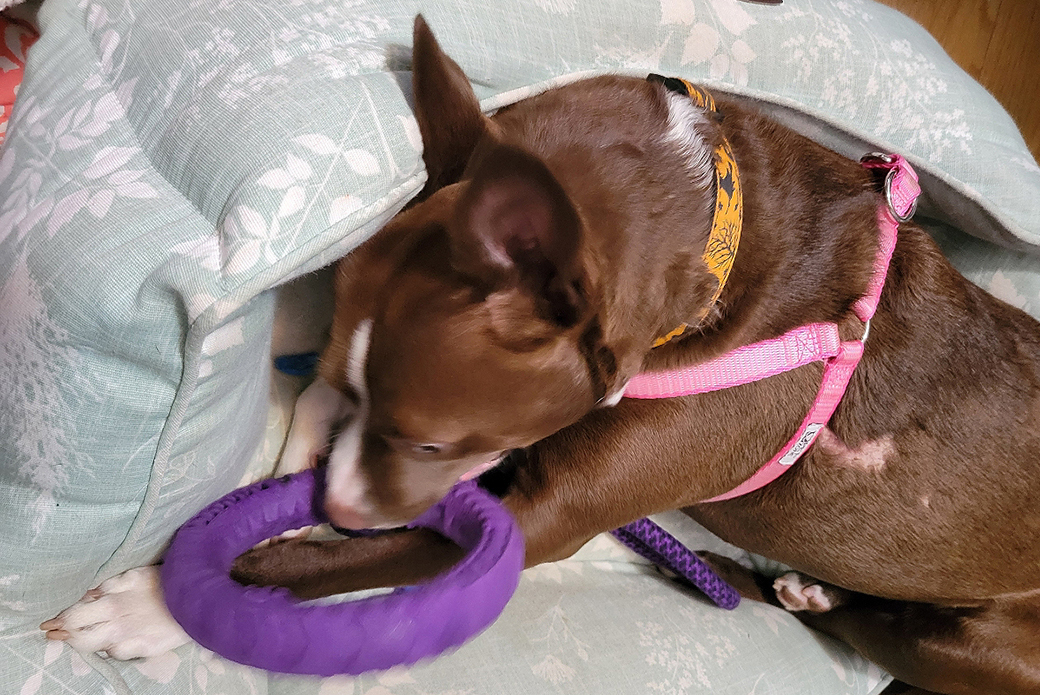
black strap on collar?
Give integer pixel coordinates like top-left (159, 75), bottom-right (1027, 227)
top-left (647, 73), bottom-right (723, 120)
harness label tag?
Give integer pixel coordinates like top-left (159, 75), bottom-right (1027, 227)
top-left (780, 423), bottom-right (824, 466)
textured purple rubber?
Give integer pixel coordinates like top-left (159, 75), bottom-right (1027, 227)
top-left (160, 469), bottom-right (524, 676)
top-left (611, 518), bottom-right (739, 609)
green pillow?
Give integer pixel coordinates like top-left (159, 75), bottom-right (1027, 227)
top-left (1, 0), bottom-right (1036, 693)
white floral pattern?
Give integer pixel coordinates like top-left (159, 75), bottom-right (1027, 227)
top-left (2, 0), bottom-right (1038, 693)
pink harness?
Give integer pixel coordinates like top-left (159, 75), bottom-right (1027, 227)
top-left (624, 154), bottom-right (921, 503)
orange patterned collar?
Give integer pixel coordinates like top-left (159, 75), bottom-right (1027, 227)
top-left (648, 75), bottom-right (742, 348)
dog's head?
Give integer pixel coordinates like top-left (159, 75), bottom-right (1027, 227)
top-left (315, 16), bottom-right (719, 529)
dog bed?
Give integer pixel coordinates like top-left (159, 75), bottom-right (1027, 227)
top-left (2, 0), bottom-right (1038, 693)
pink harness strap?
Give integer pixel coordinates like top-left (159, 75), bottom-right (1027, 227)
top-left (625, 322), bottom-right (842, 398)
top-left (624, 153), bottom-right (920, 503)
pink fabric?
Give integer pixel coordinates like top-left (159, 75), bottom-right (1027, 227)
top-left (624, 155), bottom-right (919, 503)
top-left (700, 340), bottom-right (863, 502)
top-left (855, 154), bottom-right (919, 320)
top-left (862, 153), bottom-right (921, 221)
top-left (625, 323), bottom-right (841, 398)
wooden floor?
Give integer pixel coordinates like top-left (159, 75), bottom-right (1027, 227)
top-left (876, 0), bottom-right (1040, 161)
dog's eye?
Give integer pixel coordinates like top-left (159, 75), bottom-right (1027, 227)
top-left (381, 435), bottom-right (449, 458)
top-left (411, 442), bottom-right (445, 456)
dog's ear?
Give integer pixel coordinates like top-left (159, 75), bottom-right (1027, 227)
top-left (412, 16), bottom-right (490, 195)
top-left (452, 143), bottom-right (588, 329)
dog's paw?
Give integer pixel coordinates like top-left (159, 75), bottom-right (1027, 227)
top-left (40, 566), bottom-right (189, 660)
top-left (773, 572), bottom-right (846, 613)
top-left (273, 442), bottom-right (326, 477)
top-left (274, 376), bottom-right (349, 478)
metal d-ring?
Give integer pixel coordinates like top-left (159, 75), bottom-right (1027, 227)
top-left (863, 153), bottom-right (917, 223)
top-left (885, 167), bottom-right (917, 223)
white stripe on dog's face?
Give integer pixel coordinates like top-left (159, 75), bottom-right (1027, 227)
top-left (346, 319), bottom-right (373, 399)
top-left (325, 319), bottom-right (374, 522)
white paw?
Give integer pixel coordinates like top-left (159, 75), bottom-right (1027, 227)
top-left (40, 566), bottom-right (190, 660)
top-left (274, 377), bottom-right (351, 477)
top-left (275, 437), bottom-right (326, 477)
top-left (773, 572), bottom-right (835, 613)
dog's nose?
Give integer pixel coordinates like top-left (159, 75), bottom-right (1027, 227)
top-left (323, 499), bottom-right (372, 530)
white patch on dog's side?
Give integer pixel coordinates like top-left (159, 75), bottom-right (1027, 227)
top-left (773, 572), bottom-right (835, 613)
top-left (325, 320), bottom-right (375, 519)
top-left (40, 567), bottom-right (189, 659)
top-left (661, 90), bottom-right (714, 189)
top-left (816, 427), bottom-right (894, 473)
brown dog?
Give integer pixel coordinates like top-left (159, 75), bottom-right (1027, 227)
top-left (230, 17), bottom-right (1040, 694)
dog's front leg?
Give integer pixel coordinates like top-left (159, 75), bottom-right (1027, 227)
top-left (276, 376), bottom-right (350, 477)
top-left (264, 376), bottom-right (354, 544)
top-left (39, 378), bottom-right (354, 656)
top-left (497, 420), bottom-right (699, 567)
top-left (231, 528), bottom-right (466, 599)
top-left (232, 411), bottom-right (700, 597)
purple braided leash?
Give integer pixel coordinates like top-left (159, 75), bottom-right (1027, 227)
top-left (611, 518), bottom-right (740, 610)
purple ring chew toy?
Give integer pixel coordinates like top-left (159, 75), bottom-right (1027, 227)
top-left (160, 469), bottom-right (525, 676)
